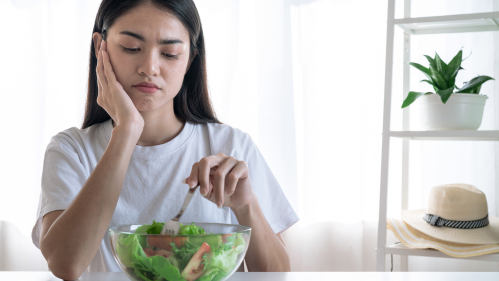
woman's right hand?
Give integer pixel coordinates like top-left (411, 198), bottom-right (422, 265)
top-left (96, 40), bottom-right (144, 134)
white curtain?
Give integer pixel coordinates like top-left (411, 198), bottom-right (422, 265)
top-left (0, 0), bottom-right (497, 272)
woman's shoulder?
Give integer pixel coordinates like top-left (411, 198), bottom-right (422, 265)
top-left (201, 122), bottom-right (255, 157)
top-left (49, 120), bottom-right (111, 152)
top-left (203, 122), bottom-right (252, 144)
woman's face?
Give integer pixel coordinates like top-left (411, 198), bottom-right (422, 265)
top-left (95, 2), bottom-right (192, 113)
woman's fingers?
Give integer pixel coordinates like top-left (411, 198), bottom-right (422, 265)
top-left (96, 54), bottom-right (103, 96)
top-left (198, 154), bottom-right (224, 197)
top-left (102, 41), bottom-right (118, 83)
top-left (225, 161), bottom-right (248, 196)
top-left (187, 162), bottom-right (200, 188)
top-left (185, 153), bottom-right (249, 208)
top-left (213, 157), bottom-right (239, 206)
top-left (96, 41), bottom-right (107, 87)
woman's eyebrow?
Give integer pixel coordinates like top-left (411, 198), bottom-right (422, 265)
top-left (118, 30), bottom-right (184, 45)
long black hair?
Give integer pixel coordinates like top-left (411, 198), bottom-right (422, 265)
top-left (82, 0), bottom-right (220, 129)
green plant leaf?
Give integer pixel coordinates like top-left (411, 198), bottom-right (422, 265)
top-left (424, 55), bottom-right (438, 71)
top-left (449, 75), bottom-right (457, 92)
top-left (401, 91), bottom-right (433, 108)
top-left (471, 85), bottom-right (481, 94)
top-left (421, 79), bottom-right (438, 91)
top-left (409, 62), bottom-right (431, 80)
top-left (462, 50), bottom-right (472, 61)
top-left (444, 50), bottom-right (462, 81)
top-left (434, 53), bottom-right (448, 75)
top-left (429, 65), bottom-right (447, 90)
top-left (456, 75), bottom-right (495, 94)
top-left (420, 79), bottom-right (434, 86)
top-left (436, 86), bottom-right (455, 104)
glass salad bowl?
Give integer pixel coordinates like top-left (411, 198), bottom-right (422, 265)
top-left (109, 222), bottom-right (251, 281)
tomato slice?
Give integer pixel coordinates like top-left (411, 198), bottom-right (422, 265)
top-left (147, 236), bottom-right (188, 250)
top-left (181, 242), bottom-right (212, 281)
top-left (143, 247), bottom-right (174, 258)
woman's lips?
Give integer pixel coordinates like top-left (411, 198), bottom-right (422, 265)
top-left (134, 86), bottom-right (159, 93)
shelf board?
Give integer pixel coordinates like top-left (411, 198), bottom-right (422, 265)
top-left (390, 130), bottom-right (499, 141)
top-left (394, 12), bottom-right (499, 35)
top-left (385, 244), bottom-right (499, 262)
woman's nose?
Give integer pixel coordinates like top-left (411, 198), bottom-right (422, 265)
top-left (137, 51), bottom-right (160, 77)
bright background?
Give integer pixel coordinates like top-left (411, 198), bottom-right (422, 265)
top-left (0, 0), bottom-right (498, 272)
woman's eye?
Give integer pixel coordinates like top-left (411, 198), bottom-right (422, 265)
top-left (122, 47), bottom-right (139, 53)
top-left (121, 46), bottom-right (179, 60)
top-left (163, 53), bottom-right (180, 60)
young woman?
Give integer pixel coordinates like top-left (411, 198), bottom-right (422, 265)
top-left (31, 0), bottom-right (298, 279)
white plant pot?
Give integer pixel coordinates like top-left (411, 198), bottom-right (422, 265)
top-left (419, 93), bottom-right (488, 130)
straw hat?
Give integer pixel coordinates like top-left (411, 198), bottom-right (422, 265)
top-left (387, 218), bottom-right (499, 258)
top-left (401, 184), bottom-right (499, 245)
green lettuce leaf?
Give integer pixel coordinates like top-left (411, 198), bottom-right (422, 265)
top-left (204, 248), bottom-right (238, 275)
top-left (134, 225), bottom-right (151, 248)
top-left (197, 267), bottom-right (220, 281)
top-left (116, 234), bottom-right (147, 268)
top-left (146, 220), bottom-right (165, 234)
top-left (130, 242), bottom-right (187, 281)
top-left (134, 224), bottom-right (150, 234)
top-left (117, 224), bottom-right (188, 281)
top-left (234, 234), bottom-right (246, 254)
top-left (150, 255), bottom-right (184, 281)
top-left (198, 234), bottom-right (246, 280)
top-left (170, 240), bottom-right (200, 272)
top-left (190, 235), bottom-right (222, 250)
top-left (179, 222), bottom-right (206, 235)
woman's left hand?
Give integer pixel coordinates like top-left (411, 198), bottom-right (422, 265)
top-left (184, 153), bottom-right (254, 209)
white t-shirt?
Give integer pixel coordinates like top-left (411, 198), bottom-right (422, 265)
top-left (32, 119), bottom-right (299, 272)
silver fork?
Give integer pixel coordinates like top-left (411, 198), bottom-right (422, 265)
top-left (161, 185), bottom-right (199, 235)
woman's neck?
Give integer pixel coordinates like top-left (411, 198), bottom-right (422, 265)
top-left (112, 110), bottom-right (185, 147)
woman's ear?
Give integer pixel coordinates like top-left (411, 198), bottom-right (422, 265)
top-left (92, 32), bottom-right (103, 59)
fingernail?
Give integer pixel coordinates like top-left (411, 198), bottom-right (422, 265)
top-left (217, 201), bottom-right (223, 208)
top-left (182, 178), bottom-right (187, 184)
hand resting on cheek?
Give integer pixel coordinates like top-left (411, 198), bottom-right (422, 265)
top-left (96, 40), bottom-right (144, 131)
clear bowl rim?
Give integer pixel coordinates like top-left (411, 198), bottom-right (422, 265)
top-left (108, 222), bottom-right (252, 236)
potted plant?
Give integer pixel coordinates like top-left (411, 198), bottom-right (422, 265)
top-left (401, 50), bottom-right (494, 130)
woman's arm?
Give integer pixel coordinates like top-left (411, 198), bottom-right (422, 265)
top-left (39, 40), bottom-right (144, 281)
top-left (231, 192), bottom-right (290, 272)
top-left (40, 125), bottom-right (142, 280)
top-left (184, 153), bottom-right (291, 272)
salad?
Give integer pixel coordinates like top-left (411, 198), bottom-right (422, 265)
top-left (115, 221), bottom-right (247, 281)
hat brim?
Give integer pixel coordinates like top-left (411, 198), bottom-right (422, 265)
top-left (401, 209), bottom-right (499, 245)
top-left (388, 218), bottom-right (499, 258)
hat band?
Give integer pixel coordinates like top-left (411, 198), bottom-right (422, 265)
top-left (423, 213), bottom-right (489, 229)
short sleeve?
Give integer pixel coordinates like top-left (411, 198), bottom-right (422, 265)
top-left (228, 134), bottom-right (299, 234)
top-left (31, 133), bottom-right (89, 249)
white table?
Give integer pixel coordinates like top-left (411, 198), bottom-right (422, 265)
top-left (1, 272), bottom-right (498, 281)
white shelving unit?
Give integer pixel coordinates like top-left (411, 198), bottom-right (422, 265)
top-left (376, 0), bottom-right (499, 272)
top-left (390, 131), bottom-right (499, 141)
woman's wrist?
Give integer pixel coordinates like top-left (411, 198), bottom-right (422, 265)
top-left (230, 192), bottom-right (257, 216)
top-left (111, 122), bottom-right (143, 144)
